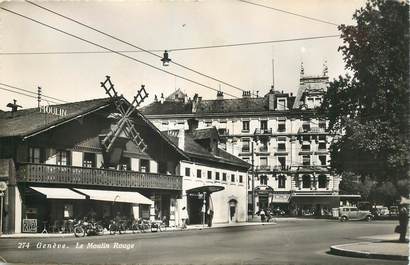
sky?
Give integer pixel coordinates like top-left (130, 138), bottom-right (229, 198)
top-left (0, 0), bottom-right (367, 110)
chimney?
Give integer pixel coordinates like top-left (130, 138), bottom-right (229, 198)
top-left (242, 91), bottom-right (251, 98)
top-left (216, 91), bottom-right (224, 100)
top-left (6, 99), bottom-right (22, 117)
top-left (160, 93), bottom-right (165, 104)
top-left (177, 128), bottom-right (185, 151)
top-left (192, 93), bottom-right (202, 113)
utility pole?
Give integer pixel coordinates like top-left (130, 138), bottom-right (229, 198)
top-left (272, 58), bottom-right (275, 88)
top-left (251, 141), bottom-right (255, 218)
top-left (202, 192), bottom-right (206, 228)
top-left (37, 86), bottom-right (42, 108)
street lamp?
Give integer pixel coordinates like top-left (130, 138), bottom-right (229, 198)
top-left (161, 50), bottom-right (171, 66)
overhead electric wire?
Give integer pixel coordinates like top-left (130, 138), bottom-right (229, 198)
top-left (0, 34), bottom-right (340, 56)
top-left (0, 82), bottom-right (68, 103)
top-left (0, 86), bottom-right (60, 104)
top-left (239, 0), bottom-right (339, 27)
top-left (0, 6), bottom-right (239, 98)
top-left (26, 0), bottom-right (245, 94)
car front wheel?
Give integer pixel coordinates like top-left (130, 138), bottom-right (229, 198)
top-left (340, 216), bottom-right (348, 222)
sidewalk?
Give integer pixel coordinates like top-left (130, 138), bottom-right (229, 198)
top-left (0, 221), bottom-right (276, 238)
top-left (330, 234), bottom-right (409, 261)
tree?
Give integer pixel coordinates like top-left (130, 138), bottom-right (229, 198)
top-left (339, 172), bottom-right (373, 200)
top-left (320, 0), bottom-right (409, 197)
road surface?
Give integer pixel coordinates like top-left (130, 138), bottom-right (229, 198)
top-left (0, 219), bottom-right (405, 265)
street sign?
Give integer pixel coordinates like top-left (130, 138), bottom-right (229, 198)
top-left (0, 181), bottom-right (7, 192)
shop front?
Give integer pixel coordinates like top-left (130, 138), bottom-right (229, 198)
top-left (269, 192), bottom-right (291, 216)
top-left (20, 186), bottom-right (157, 233)
top-left (290, 193), bottom-right (340, 217)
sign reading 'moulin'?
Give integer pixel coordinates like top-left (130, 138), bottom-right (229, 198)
top-left (39, 105), bottom-right (67, 117)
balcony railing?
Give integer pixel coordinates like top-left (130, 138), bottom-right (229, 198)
top-left (17, 163), bottom-right (182, 191)
top-left (254, 128), bottom-right (272, 135)
top-left (256, 165), bottom-right (271, 171)
top-left (217, 129), bottom-right (229, 136)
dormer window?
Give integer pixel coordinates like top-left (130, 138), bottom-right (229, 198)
top-left (277, 98), bottom-right (287, 111)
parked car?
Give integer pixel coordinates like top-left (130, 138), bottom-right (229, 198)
top-left (372, 206), bottom-right (390, 217)
top-left (389, 206), bottom-right (399, 217)
top-left (339, 206), bottom-right (373, 222)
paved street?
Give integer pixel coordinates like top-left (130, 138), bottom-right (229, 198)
top-left (0, 219), bottom-right (406, 265)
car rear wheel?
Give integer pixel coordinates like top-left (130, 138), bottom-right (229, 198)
top-left (365, 215), bottom-right (372, 222)
top-left (340, 216), bottom-right (348, 222)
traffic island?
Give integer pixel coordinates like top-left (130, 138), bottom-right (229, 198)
top-left (330, 237), bottom-right (409, 261)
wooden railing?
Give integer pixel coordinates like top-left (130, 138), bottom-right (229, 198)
top-left (17, 163), bottom-right (182, 190)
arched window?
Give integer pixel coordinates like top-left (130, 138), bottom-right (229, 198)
top-left (278, 175), bottom-right (286, 188)
top-left (260, 175), bottom-right (268, 185)
top-left (302, 175), bottom-right (311, 189)
top-left (318, 175), bottom-right (327, 188)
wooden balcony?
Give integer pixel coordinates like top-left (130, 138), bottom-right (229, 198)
top-left (17, 163), bottom-right (182, 191)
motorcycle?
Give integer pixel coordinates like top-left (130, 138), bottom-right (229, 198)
top-left (74, 219), bottom-right (104, 237)
top-left (109, 219), bottom-right (125, 235)
top-left (137, 219), bottom-right (151, 233)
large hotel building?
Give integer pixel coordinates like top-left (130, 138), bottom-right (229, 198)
top-left (141, 69), bottom-right (342, 216)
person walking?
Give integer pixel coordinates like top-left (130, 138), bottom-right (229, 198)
top-left (180, 206), bottom-right (188, 230)
top-left (398, 204), bottom-right (408, 242)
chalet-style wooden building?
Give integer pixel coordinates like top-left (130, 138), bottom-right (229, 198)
top-left (0, 97), bottom-right (249, 234)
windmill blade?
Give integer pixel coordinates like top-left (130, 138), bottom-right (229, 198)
top-left (123, 118), bottom-right (147, 152)
top-left (122, 85), bottom-right (149, 118)
top-left (101, 116), bottom-right (127, 151)
top-left (100, 76), bottom-right (127, 115)
top-left (132, 85), bottom-right (149, 108)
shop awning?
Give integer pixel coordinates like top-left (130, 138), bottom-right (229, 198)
top-left (271, 193), bottom-right (290, 203)
top-left (292, 193), bottom-right (357, 197)
top-left (74, 188), bottom-right (153, 205)
top-left (186, 185), bottom-right (224, 194)
top-left (30, 187), bottom-right (86, 199)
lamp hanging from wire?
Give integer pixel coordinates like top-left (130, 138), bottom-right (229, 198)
top-left (161, 50), bottom-right (171, 66)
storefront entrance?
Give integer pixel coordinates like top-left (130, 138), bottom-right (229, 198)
top-left (258, 195), bottom-right (269, 210)
top-left (186, 185), bottom-right (224, 225)
top-left (229, 199), bottom-right (238, 223)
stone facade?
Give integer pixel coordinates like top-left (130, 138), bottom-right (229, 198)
top-left (142, 71), bottom-right (341, 216)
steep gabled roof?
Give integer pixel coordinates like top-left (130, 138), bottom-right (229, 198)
top-left (188, 127), bottom-right (220, 141)
top-left (0, 97), bottom-right (189, 160)
top-left (195, 97), bottom-right (268, 113)
top-left (140, 101), bottom-right (193, 115)
top-left (0, 98), bottom-right (112, 138)
top-left (165, 130), bottom-right (250, 170)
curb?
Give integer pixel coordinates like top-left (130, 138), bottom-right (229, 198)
top-left (0, 222), bottom-right (277, 239)
top-left (329, 243), bottom-right (409, 261)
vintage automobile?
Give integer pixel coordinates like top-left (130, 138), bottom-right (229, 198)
top-left (339, 206), bottom-right (373, 222)
top-left (389, 206), bottom-right (399, 217)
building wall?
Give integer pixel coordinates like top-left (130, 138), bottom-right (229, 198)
top-left (180, 160), bottom-right (247, 223)
top-left (151, 116), bottom-right (336, 193)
